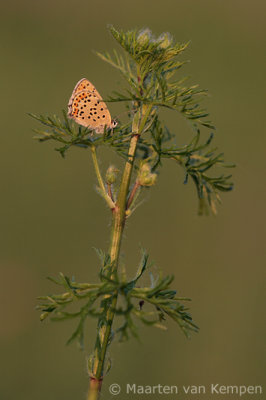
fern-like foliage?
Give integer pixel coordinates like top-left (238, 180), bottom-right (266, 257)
top-left (37, 250), bottom-right (198, 348)
top-left (98, 26), bottom-right (213, 128)
top-left (30, 26), bottom-right (234, 215)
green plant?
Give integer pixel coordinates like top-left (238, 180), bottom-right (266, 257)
top-left (31, 26), bottom-right (234, 400)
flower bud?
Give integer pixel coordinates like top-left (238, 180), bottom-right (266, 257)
top-left (157, 32), bottom-right (172, 49)
top-left (137, 29), bottom-right (152, 45)
top-left (137, 164), bottom-right (157, 187)
top-left (106, 165), bottom-right (119, 184)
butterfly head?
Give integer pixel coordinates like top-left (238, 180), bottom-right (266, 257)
top-left (111, 119), bottom-right (118, 129)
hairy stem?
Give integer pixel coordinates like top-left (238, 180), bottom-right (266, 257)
top-left (91, 145), bottom-right (115, 209)
top-left (107, 183), bottom-right (114, 202)
top-left (88, 104), bottom-right (152, 400)
top-left (88, 133), bottom-right (140, 400)
top-left (90, 145), bottom-right (106, 194)
top-left (127, 180), bottom-right (140, 209)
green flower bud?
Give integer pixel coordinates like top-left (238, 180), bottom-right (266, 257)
top-left (138, 164), bottom-right (157, 187)
top-left (106, 165), bottom-right (119, 184)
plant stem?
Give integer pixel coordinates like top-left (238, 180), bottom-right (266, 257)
top-left (90, 145), bottom-right (115, 209)
top-left (127, 180), bottom-right (140, 209)
top-left (107, 183), bottom-right (114, 202)
top-left (90, 145), bottom-right (106, 194)
top-left (88, 133), bottom-right (140, 400)
top-left (87, 378), bottom-right (102, 400)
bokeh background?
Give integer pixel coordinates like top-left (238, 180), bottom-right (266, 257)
top-left (0, 1), bottom-right (265, 399)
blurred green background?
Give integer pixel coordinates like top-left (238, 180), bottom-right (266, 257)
top-left (0, 1), bottom-right (265, 399)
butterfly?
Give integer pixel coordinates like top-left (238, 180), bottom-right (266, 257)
top-left (67, 78), bottom-right (117, 133)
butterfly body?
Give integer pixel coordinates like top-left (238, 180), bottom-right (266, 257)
top-left (68, 78), bottom-right (117, 133)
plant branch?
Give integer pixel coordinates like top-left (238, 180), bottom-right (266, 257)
top-left (127, 180), bottom-right (140, 210)
top-left (107, 183), bottom-right (114, 202)
top-left (91, 145), bottom-right (116, 209)
top-left (88, 131), bottom-right (141, 399)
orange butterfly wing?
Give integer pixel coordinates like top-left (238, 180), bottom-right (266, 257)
top-left (68, 78), bottom-right (112, 133)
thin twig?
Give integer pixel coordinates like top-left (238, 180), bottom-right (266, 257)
top-left (90, 146), bottom-right (116, 209)
top-left (127, 180), bottom-right (140, 209)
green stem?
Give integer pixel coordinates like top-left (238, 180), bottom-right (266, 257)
top-left (90, 145), bottom-right (115, 209)
top-left (87, 379), bottom-right (102, 400)
top-left (88, 105), bottom-right (152, 400)
top-left (88, 134), bottom-right (140, 400)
